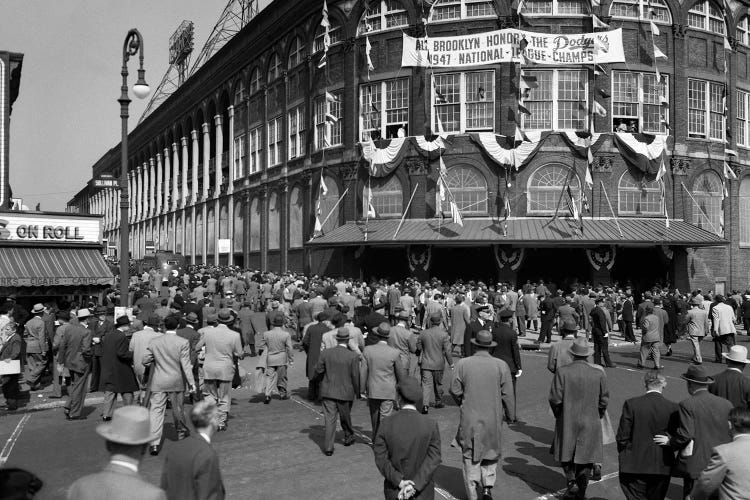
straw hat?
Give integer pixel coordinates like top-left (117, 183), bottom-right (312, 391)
top-left (96, 406), bottom-right (154, 445)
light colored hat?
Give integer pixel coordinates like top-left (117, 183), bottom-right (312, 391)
top-left (723, 345), bottom-right (750, 364)
top-left (568, 337), bottom-right (593, 357)
top-left (77, 308), bottom-right (92, 320)
top-left (31, 303), bottom-right (45, 314)
top-left (96, 405), bottom-right (154, 445)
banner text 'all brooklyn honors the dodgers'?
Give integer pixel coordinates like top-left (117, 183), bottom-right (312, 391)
top-left (401, 28), bottom-right (625, 67)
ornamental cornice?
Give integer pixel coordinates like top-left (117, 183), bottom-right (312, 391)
top-left (406, 158), bottom-right (430, 176)
top-left (670, 157), bottom-right (691, 176)
top-left (592, 155), bottom-right (614, 173)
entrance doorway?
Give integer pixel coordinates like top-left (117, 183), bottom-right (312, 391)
top-left (517, 248), bottom-right (591, 293)
top-left (611, 247), bottom-right (672, 297)
top-left (429, 246), bottom-right (495, 283)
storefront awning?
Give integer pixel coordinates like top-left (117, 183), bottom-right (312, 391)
top-left (306, 217), bottom-right (728, 248)
top-left (0, 246), bottom-right (114, 287)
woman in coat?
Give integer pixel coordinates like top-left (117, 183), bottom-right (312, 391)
top-left (0, 305), bottom-right (22, 411)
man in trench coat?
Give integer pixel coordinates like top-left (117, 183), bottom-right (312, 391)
top-left (99, 315), bottom-right (139, 420)
top-left (450, 330), bottom-right (515, 500)
top-left (549, 337), bottom-right (609, 500)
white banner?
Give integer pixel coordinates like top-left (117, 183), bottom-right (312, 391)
top-left (402, 29), bottom-right (625, 67)
top-left (0, 212), bottom-right (101, 244)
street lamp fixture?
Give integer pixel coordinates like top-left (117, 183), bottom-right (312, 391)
top-left (118, 28), bottom-right (149, 307)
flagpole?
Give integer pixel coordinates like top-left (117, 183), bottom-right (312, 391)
top-left (681, 182), bottom-right (720, 234)
top-left (600, 180), bottom-right (624, 237)
top-left (318, 187), bottom-right (349, 232)
top-left (393, 183), bottom-right (418, 241)
top-left (545, 166), bottom-right (574, 227)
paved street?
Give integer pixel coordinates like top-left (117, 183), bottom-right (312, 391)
top-left (1, 334), bottom-right (742, 500)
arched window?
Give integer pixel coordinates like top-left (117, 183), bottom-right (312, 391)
top-left (609, 0), bottom-right (671, 23)
top-left (267, 53), bottom-right (281, 82)
top-left (207, 207), bottom-right (216, 255)
top-left (288, 37), bottom-right (306, 68)
top-left (527, 164), bottom-right (581, 214)
top-left (184, 213), bottom-right (192, 258)
top-left (233, 201), bottom-right (244, 254)
top-left (234, 80), bottom-right (245, 106)
top-left (521, 0), bottom-right (586, 16)
top-left (219, 203), bottom-right (229, 239)
top-left (692, 171), bottom-right (723, 234)
top-left (688, 0), bottom-right (726, 34)
top-left (357, 0), bottom-right (408, 35)
top-left (195, 211), bottom-right (204, 256)
top-left (314, 19), bottom-right (342, 53)
top-left (319, 175), bottom-right (340, 232)
top-left (175, 215), bottom-right (183, 254)
top-left (249, 68), bottom-right (261, 94)
top-left (166, 219), bottom-right (173, 251)
top-left (428, 0), bottom-right (496, 22)
top-left (289, 186), bottom-right (304, 248)
top-left (365, 175), bottom-right (403, 218)
top-left (440, 166), bottom-right (488, 214)
top-left (618, 171), bottom-right (663, 215)
top-left (268, 191), bottom-right (280, 250)
top-left (740, 177), bottom-right (750, 245)
top-left (737, 15), bottom-right (749, 45)
top-left (249, 197), bottom-right (260, 251)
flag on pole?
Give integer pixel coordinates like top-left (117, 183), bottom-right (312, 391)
top-left (366, 36), bottom-right (374, 71)
top-left (320, 173), bottom-right (328, 196)
top-left (655, 156), bottom-right (667, 182)
top-left (325, 91), bottom-right (338, 103)
top-left (450, 201), bottom-right (463, 227)
top-left (566, 185), bottom-right (579, 221)
top-left (650, 20), bottom-right (660, 36)
top-left (521, 73), bottom-right (538, 89)
top-left (725, 36), bottom-right (732, 50)
top-left (585, 165), bottom-right (594, 189)
top-left (591, 0), bottom-right (601, 7)
top-left (724, 160), bottom-right (738, 180)
top-left (593, 15), bottom-right (609, 29)
top-left (503, 194), bottom-right (511, 220)
top-left (318, 0), bottom-right (330, 68)
top-left (438, 156), bottom-right (447, 202)
top-left (515, 126), bottom-right (530, 143)
top-left (366, 185), bottom-right (377, 218)
top-left (653, 43), bottom-right (667, 59)
top-left (518, 103), bottom-right (531, 116)
top-left (435, 88), bottom-right (448, 104)
top-left (594, 64), bottom-right (607, 75)
top-left (593, 100), bottom-right (607, 117)
top-left (325, 112), bottom-right (338, 123)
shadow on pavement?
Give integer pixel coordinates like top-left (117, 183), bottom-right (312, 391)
top-left (434, 464), bottom-right (465, 499)
top-left (502, 456), bottom-right (565, 495)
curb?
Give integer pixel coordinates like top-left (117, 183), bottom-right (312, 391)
top-left (1, 395), bottom-right (104, 416)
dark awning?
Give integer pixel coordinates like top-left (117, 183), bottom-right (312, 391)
top-left (306, 217), bottom-right (728, 248)
top-left (0, 246), bottom-right (114, 287)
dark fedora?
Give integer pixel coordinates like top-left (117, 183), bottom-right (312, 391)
top-left (568, 337), bottom-right (593, 357)
top-left (681, 364), bottom-right (714, 384)
top-left (375, 322), bottom-right (391, 338)
top-left (184, 312), bottom-right (199, 325)
top-left (470, 330), bottom-right (497, 348)
top-left (397, 377), bottom-right (423, 405)
top-left (115, 315), bottom-right (130, 327)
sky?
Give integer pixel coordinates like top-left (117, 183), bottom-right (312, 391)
top-left (0, 0), bottom-right (271, 212)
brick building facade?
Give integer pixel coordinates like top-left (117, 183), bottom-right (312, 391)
top-left (67, 0), bottom-right (750, 293)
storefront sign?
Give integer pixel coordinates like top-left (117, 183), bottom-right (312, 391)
top-left (218, 238), bottom-right (231, 254)
top-left (0, 276), bottom-right (112, 287)
top-left (401, 28), bottom-right (625, 67)
top-left (93, 178), bottom-right (118, 188)
top-left (0, 212), bottom-right (101, 243)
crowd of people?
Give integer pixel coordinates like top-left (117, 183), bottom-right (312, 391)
top-left (1, 265), bottom-right (750, 499)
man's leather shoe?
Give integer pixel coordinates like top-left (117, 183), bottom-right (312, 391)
top-left (421, 406), bottom-right (429, 414)
top-left (481, 486), bottom-right (492, 499)
top-left (63, 408), bottom-right (70, 417)
top-left (102, 416), bottom-right (112, 422)
top-left (324, 450), bottom-right (334, 456)
top-left (48, 395), bottom-right (63, 399)
top-left (217, 424), bottom-right (227, 432)
top-left (264, 396), bottom-right (271, 404)
top-left (343, 436), bottom-right (355, 446)
top-left (566, 480), bottom-right (579, 495)
top-left (433, 402), bottom-right (445, 409)
top-left (66, 415), bottom-right (87, 421)
top-left (592, 464), bottom-right (602, 481)
top-left (149, 445), bottom-right (160, 456)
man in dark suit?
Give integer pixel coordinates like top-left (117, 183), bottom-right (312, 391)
top-left (314, 327), bottom-right (360, 456)
top-left (492, 310), bottom-right (521, 419)
top-left (302, 310), bottom-right (333, 402)
top-left (374, 378), bottom-right (441, 500)
top-left (161, 400), bottom-right (225, 500)
top-left (621, 293), bottom-right (636, 343)
top-left (183, 297), bottom-right (203, 330)
top-left (709, 345), bottom-right (750, 408)
top-left (89, 306), bottom-right (115, 392)
top-left (617, 371), bottom-right (678, 500)
top-left (99, 315), bottom-right (139, 421)
top-left (417, 313), bottom-right (454, 414)
top-left (60, 308), bottom-right (93, 420)
top-left (364, 306), bottom-right (389, 347)
top-left (655, 365), bottom-right (733, 498)
top-left (591, 297), bottom-right (616, 368)
top-left (539, 292), bottom-right (557, 344)
top-left (464, 305), bottom-right (494, 357)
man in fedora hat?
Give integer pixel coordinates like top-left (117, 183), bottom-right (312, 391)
top-left (464, 305), bottom-right (495, 358)
top-left (195, 309), bottom-right (242, 430)
top-left (143, 316), bottom-right (196, 455)
top-left (361, 322), bottom-right (405, 438)
top-left (60, 308), bottom-right (94, 420)
top-left (99, 315), bottom-right (139, 421)
top-left (451, 330), bottom-right (516, 500)
top-left (709, 345), bottom-right (750, 409)
top-left (259, 314), bottom-right (294, 404)
top-left (302, 310), bottom-right (334, 403)
top-left (418, 312), bottom-right (454, 415)
top-left (160, 400), bottom-right (225, 500)
top-left (639, 304), bottom-right (664, 370)
top-left (24, 303), bottom-right (48, 391)
top-left (314, 327), bottom-right (360, 456)
top-left (591, 297), bottom-right (616, 368)
top-left (654, 364), bottom-right (732, 498)
top-left (374, 377), bottom-right (442, 500)
top-left (67, 405), bottom-right (166, 500)
top-left (389, 310), bottom-right (418, 377)
top-left (89, 305), bottom-right (115, 392)
top-left (549, 337), bottom-right (609, 500)
top-left (686, 296), bottom-right (710, 365)
top-left (491, 310), bottom-right (521, 418)
top-left (128, 315), bottom-right (162, 405)
top-left (548, 320), bottom-right (581, 374)
top-left (176, 312), bottom-right (201, 398)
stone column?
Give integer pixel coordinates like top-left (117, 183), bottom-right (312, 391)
top-left (228, 106), bottom-right (235, 193)
top-left (142, 162), bottom-right (148, 221)
top-left (191, 130), bottom-right (199, 203)
top-left (260, 186), bottom-right (268, 271)
top-left (171, 143), bottom-right (179, 211)
top-left (156, 152), bottom-right (164, 216)
top-left (181, 137), bottom-right (189, 209)
top-left (128, 171), bottom-right (133, 223)
top-left (148, 157), bottom-right (156, 219)
top-left (279, 181), bottom-right (288, 272)
top-left (135, 166), bottom-right (141, 221)
top-left (163, 147), bottom-right (171, 215)
top-left (214, 114), bottom-right (223, 193)
top-left (202, 122), bottom-right (210, 200)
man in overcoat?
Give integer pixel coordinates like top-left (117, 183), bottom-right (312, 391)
top-left (547, 320), bottom-right (580, 374)
top-left (258, 314), bottom-right (293, 403)
top-left (450, 330), bottom-right (515, 500)
top-left (99, 315), bottom-right (139, 421)
top-left (491, 310), bottom-right (521, 418)
top-left (549, 337), bottom-right (609, 499)
top-left (361, 323), bottom-right (404, 438)
top-left (450, 295), bottom-right (470, 355)
top-left (60, 309), bottom-right (93, 420)
top-left (616, 371), bottom-right (678, 500)
top-left (708, 344), bottom-right (750, 409)
top-left (590, 297), bottom-right (616, 368)
top-left (301, 310), bottom-right (333, 402)
top-left (464, 306), bottom-right (494, 358)
top-left (417, 313), bottom-right (454, 414)
top-left (621, 293), bottom-right (636, 342)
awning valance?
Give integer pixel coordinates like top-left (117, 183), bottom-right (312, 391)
top-left (0, 246), bottom-right (114, 288)
top-left (306, 217), bottom-right (727, 248)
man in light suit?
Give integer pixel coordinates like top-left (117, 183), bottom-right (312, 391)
top-left (418, 313), bottom-right (454, 415)
top-left (616, 372), bottom-right (678, 500)
top-left (315, 328), bottom-right (360, 456)
top-left (259, 314), bottom-right (293, 404)
top-left (450, 295), bottom-right (470, 356)
top-left (142, 316), bottom-right (196, 456)
top-left (712, 295), bottom-right (737, 363)
top-left (691, 407), bottom-right (750, 499)
top-left (361, 323), bottom-right (405, 438)
top-left (547, 320), bottom-right (580, 374)
top-left (374, 378), bottom-right (442, 500)
top-left (129, 315), bottom-right (162, 404)
top-left (639, 304), bottom-right (663, 370)
top-left (67, 405), bottom-right (166, 500)
top-left (161, 401), bottom-right (225, 500)
top-left (195, 309), bottom-right (242, 430)
top-left (686, 297), bottom-right (710, 364)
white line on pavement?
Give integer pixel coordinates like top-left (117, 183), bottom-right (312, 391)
top-left (534, 472), bottom-right (619, 500)
top-left (0, 413), bottom-right (30, 466)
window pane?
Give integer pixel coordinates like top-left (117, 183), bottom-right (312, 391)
top-left (557, 70), bottom-right (586, 130)
top-left (688, 79), bottom-right (707, 138)
top-left (528, 165), bottom-right (581, 213)
top-left (465, 71), bottom-right (494, 130)
top-left (369, 175), bottom-right (403, 217)
top-left (737, 90), bottom-right (747, 147)
top-left (386, 79), bottom-right (409, 125)
top-left (440, 166), bottom-right (487, 214)
top-left (466, 0), bottom-right (495, 17)
top-left (522, 0), bottom-right (553, 14)
top-left (557, 0), bottom-right (585, 14)
top-left (434, 73), bottom-right (461, 132)
top-left (740, 178), bottom-right (750, 244)
top-left (610, 0), bottom-right (638, 18)
top-left (692, 172), bottom-right (723, 234)
top-left (524, 70), bottom-right (553, 130)
top-left (709, 82), bottom-right (725, 140)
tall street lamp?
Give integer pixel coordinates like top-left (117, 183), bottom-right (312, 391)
top-left (119, 29), bottom-right (149, 306)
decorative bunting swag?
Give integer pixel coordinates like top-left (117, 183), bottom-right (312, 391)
top-left (469, 131), bottom-right (549, 168)
top-left (612, 133), bottom-right (668, 176)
